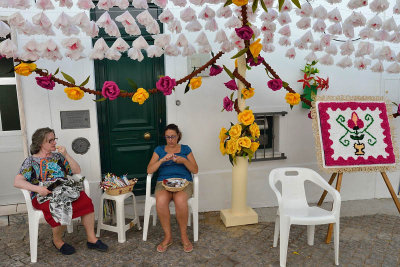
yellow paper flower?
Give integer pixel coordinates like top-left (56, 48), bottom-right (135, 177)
top-left (285, 92), bottom-right (301, 106)
top-left (249, 123), bottom-right (260, 138)
top-left (226, 139), bottom-right (239, 155)
top-left (219, 127), bottom-right (228, 142)
top-left (238, 137), bottom-right (251, 148)
top-left (229, 124), bottom-right (242, 139)
top-left (14, 63), bottom-right (37, 76)
top-left (132, 88), bottom-right (149, 104)
top-left (64, 87), bottom-right (84, 100)
top-left (235, 59), bottom-right (238, 68)
top-left (219, 142), bottom-right (226, 155)
top-left (249, 39), bottom-right (262, 58)
top-left (238, 110), bottom-right (255, 126)
top-left (242, 87), bottom-right (255, 100)
top-left (232, 0), bottom-right (248, 6)
top-left (250, 142), bottom-right (260, 153)
top-left (189, 77), bottom-right (202, 90)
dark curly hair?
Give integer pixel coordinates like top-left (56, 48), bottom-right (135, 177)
top-left (164, 124), bottom-right (182, 143)
top-left (30, 127), bottom-right (54, 155)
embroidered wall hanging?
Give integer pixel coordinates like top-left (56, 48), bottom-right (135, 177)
top-left (312, 96), bottom-right (399, 173)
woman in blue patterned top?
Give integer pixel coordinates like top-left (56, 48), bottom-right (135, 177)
top-left (14, 128), bottom-right (108, 255)
top-left (147, 124), bottom-right (198, 253)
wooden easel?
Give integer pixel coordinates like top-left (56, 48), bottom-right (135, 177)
top-left (317, 171), bottom-right (400, 244)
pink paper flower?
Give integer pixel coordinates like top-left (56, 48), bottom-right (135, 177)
top-left (36, 75), bottom-right (55, 90)
top-left (223, 96), bottom-right (233, 111)
top-left (102, 81), bottom-right (120, 100)
top-left (209, 65), bottom-right (223, 76)
top-left (235, 26), bottom-right (253, 40)
top-left (156, 76), bottom-right (176, 95)
top-left (267, 79), bottom-right (283, 91)
top-left (224, 79), bottom-right (238, 91)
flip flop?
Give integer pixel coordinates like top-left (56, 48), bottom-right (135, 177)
top-left (156, 242), bottom-right (173, 253)
top-left (182, 242), bottom-right (193, 253)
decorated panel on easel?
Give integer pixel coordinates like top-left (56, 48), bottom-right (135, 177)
top-left (312, 96), bottom-right (399, 173)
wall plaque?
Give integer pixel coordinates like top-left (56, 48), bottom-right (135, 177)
top-left (72, 137), bottom-right (90, 155)
top-left (60, 110), bottom-right (90, 129)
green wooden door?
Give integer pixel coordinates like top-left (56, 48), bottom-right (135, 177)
top-left (92, 7), bottom-right (165, 196)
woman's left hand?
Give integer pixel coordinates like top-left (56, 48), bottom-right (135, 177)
top-left (56, 145), bottom-right (67, 157)
top-left (172, 155), bottom-right (186, 164)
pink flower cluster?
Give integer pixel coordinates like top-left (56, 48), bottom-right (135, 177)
top-left (102, 81), bottom-right (120, 100)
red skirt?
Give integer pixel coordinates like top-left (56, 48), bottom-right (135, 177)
top-left (32, 191), bottom-right (94, 228)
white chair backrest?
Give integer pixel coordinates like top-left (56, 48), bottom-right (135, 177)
top-left (269, 168), bottom-right (322, 210)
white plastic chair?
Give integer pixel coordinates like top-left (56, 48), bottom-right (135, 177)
top-left (142, 173), bottom-right (199, 242)
top-left (269, 168), bottom-right (341, 267)
top-left (20, 174), bottom-right (90, 263)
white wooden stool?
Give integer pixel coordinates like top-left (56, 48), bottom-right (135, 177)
top-left (96, 192), bottom-right (141, 243)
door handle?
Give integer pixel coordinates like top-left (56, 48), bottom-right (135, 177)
top-left (144, 132), bottom-right (151, 140)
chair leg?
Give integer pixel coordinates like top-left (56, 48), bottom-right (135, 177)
top-left (131, 195), bottom-right (141, 230)
top-left (307, 225), bottom-right (315, 246)
top-left (279, 217), bottom-right (290, 267)
top-left (273, 215), bottom-right (279, 247)
top-left (152, 206), bottom-right (157, 226)
top-left (115, 199), bottom-right (126, 243)
top-left (334, 221), bottom-right (340, 265)
top-left (193, 210), bottom-right (198, 242)
top-left (142, 201), bottom-right (152, 241)
top-left (96, 198), bottom-right (104, 238)
top-left (67, 223), bottom-right (73, 234)
top-left (29, 215), bottom-right (40, 263)
top-left (187, 208), bottom-right (192, 227)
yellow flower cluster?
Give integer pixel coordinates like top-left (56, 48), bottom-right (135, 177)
top-left (132, 88), bottom-right (149, 104)
top-left (14, 63), bottom-right (37, 76)
top-left (219, 109), bottom-right (260, 161)
top-left (64, 87), bottom-right (84, 100)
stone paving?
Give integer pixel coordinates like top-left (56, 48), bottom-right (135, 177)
top-left (0, 211), bottom-right (399, 266)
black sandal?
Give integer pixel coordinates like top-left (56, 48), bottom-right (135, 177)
top-left (52, 241), bottom-right (76, 255)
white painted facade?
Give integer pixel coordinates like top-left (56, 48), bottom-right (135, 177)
top-left (0, 2), bottom-right (399, 216)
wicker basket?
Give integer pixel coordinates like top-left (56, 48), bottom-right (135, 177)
top-left (105, 180), bottom-right (137, 196)
top-left (162, 178), bottom-right (189, 192)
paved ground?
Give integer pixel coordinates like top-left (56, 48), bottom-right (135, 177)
top-left (0, 207), bottom-right (399, 266)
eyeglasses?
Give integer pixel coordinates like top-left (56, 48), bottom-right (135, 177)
top-left (48, 138), bottom-right (58, 144)
top-left (165, 135), bottom-right (177, 140)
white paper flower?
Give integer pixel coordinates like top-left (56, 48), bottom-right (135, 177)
top-left (359, 27), bottom-right (374, 39)
top-left (354, 58), bottom-right (371, 70)
top-left (55, 0), bottom-right (74, 8)
top-left (83, 21), bottom-right (99, 37)
top-left (189, 0), bottom-right (206, 6)
top-left (278, 25), bottom-right (290, 36)
top-left (116, 0), bottom-right (129, 9)
top-left (343, 23), bottom-right (355, 38)
top-left (128, 47), bottom-right (144, 61)
top-left (296, 17), bottom-right (311, 30)
top-left (377, 46), bottom-right (393, 61)
top-left (336, 57), bottom-right (352, 68)
top-left (132, 36), bottom-right (149, 49)
top-left (300, 30), bottom-right (313, 43)
top-left (115, 11), bottom-right (134, 27)
top-left (261, 22), bottom-right (276, 32)
top-left (216, 6), bottom-right (232, 18)
top-left (164, 44), bottom-right (181, 56)
top-left (10, 0), bottom-right (31, 9)
top-left (310, 41), bottom-right (323, 51)
top-left (158, 9), bottom-right (174, 24)
top-left (262, 43), bottom-right (275, 53)
top-left (340, 40), bottom-right (355, 56)
top-left (327, 8), bottom-right (342, 23)
top-left (285, 47), bottom-right (296, 59)
top-left (32, 12), bottom-right (52, 29)
top-left (295, 3), bottom-right (312, 17)
top-left (21, 39), bottom-right (40, 61)
top-left (312, 5), bottom-right (327, 19)
top-left (54, 12), bottom-right (72, 28)
top-left (97, 0), bottom-right (114, 10)
top-left (259, 8), bottom-right (278, 22)
top-left (110, 37), bottom-right (130, 52)
top-left (355, 41), bottom-right (374, 57)
top-left (263, 31), bottom-right (274, 44)
top-left (205, 19), bottom-right (218, 32)
top-left (382, 17), bottom-right (397, 32)
top-left (325, 44), bottom-right (338, 55)
top-left (280, 0), bottom-right (292, 12)
top-left (0, 21), bottom-right (11, 38)
top-left (278, 36), bottom-right (290, 46)
top-left (90, 38), bottom-right (109, 59)
top-left (277, 12), bottom-right (291, 26)
top-left (215, 30), bottom-right (228, 43)
top-left (305, 51), bottom-right (317, 62)
top-left (396, 52), bottom-right (400, 62)
top-left (36, 0), bottom-right (54, 10)
top-left (168, 19), bottom-right (182, 33)
top-left (373, 30), bottom-right (389, 41)
top-left (154, 34), bottom-right (171, 48)
top-left (194, 32), bottom-right (209, 46)
top-left (182, 44), bottom-right (196, 56)
top-left (262, 0), bottom-right (274, 8)
top-left (320, 34), bottom-right (331, 47)
top-left (319, 54), bottom-right (334, 65)
top-left (18, 21), bottom-right (41, 36)
top-left (105, 48), bottom-right (121, 60)
top-left (153, 0), bottom-right (167, 8)
top-left (137, 10), bottom-right (154, 26)
top-left (294, 39), bottom-right (308, 50)
top-left (77, 0), bottom-right (95, 9)
top-left (369, 0), bottom-right (389, 13)
top-left (199, 6), bottom-right (215, 20)
top-left (231, 32), bottom-right (245, 49)
top-left (220, 41), bottom-right (234, 53)
top-left (388, 31), bottom-right (400, 43)
top-left (132, 0), bottom-right (148, 9)
top-left (313, 19), bottom-right (326, 33)
top-left (347, 0), bottom-right (368, 9)
top-left (367, 15), bottom-right (382, 30)
top-left (394, 2), bottom-right (400, 14)
top-left (344, 12), bottom-right (366, 27)
top-left (180, 7), bottom-right (197, 23)
top-left (40, 39), bottom-right (62, 61)
top-left (370, 61), bottom-right (384, 72)
top-left (327, 23), bottom-right (342, 35)
top-left (8, 12), bottom-right (25, 29)
top-left (224, 16), bottom-right (241, 28)
top-left (171, 0), bottom-right (186, 7)
top-left (0, 39), bottom-right (18, 58)
top-left (73, 12), bottom-right (91, 30)
top-left (185, 20), bottom-right (202, 32)
top-left (146, 20), bottom-right (160, 34)
top-left (198, 45), bottom-right (212, 54)
top-left (326, 0), bottom-right (342, 3)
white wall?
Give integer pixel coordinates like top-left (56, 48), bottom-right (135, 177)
top-left (0, 2), bottom-right (399, 214)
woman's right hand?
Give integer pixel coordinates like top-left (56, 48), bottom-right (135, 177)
top-left (37, 186), bottom-right (51, 196)
top-left (160, 153), bottom-right (174, 162)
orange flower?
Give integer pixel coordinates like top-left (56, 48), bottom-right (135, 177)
top-left (249, 39), bottom-right (262, 58)
top-left (226, 139), bottom-right (239, 155)
top-left (132, 88), bottom-right (149, 104)
top-left (189, 77), bottom-right (202, 90)
top-left (249, 123), bottom-right (260, 138)
top-left (229, 124), bottom-right (242, 139)
top-left (238, 137), bottom-right (251, 148)
top-left (219, 127), bottom-right (228, 142)
top-left (285, 92), bottom-right (301, 106)
top-left (242, 87), bottom-right (255, 99)
top-left (237, 110), bottom-right (255, 125)
top-left (250, 142), bottom-right (260, 152)
top-left (15, 63), bottom-right (36, 76)
top-left (64, 87), bottom-right (84, 100)
top-left (219, 142), bottom-right (226, 155)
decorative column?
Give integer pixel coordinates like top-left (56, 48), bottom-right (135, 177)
top-left (220, 54), bottom-right (258, 227)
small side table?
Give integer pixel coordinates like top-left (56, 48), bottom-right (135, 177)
top-left (96, 192), bottom-right (141, 243)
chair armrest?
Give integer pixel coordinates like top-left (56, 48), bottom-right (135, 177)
top-left (20, 188), bottom-right (34, 211)
top-left (193, 174), bottom-right (199, 201)
top-left (69, 174), bottom-right (90, 197)
top-left (311, 175), bottom-right (341, 215)
top-left (268, 173), bottom-right (282, 206)
top-left (146, 174), bottom-right (153, 199)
